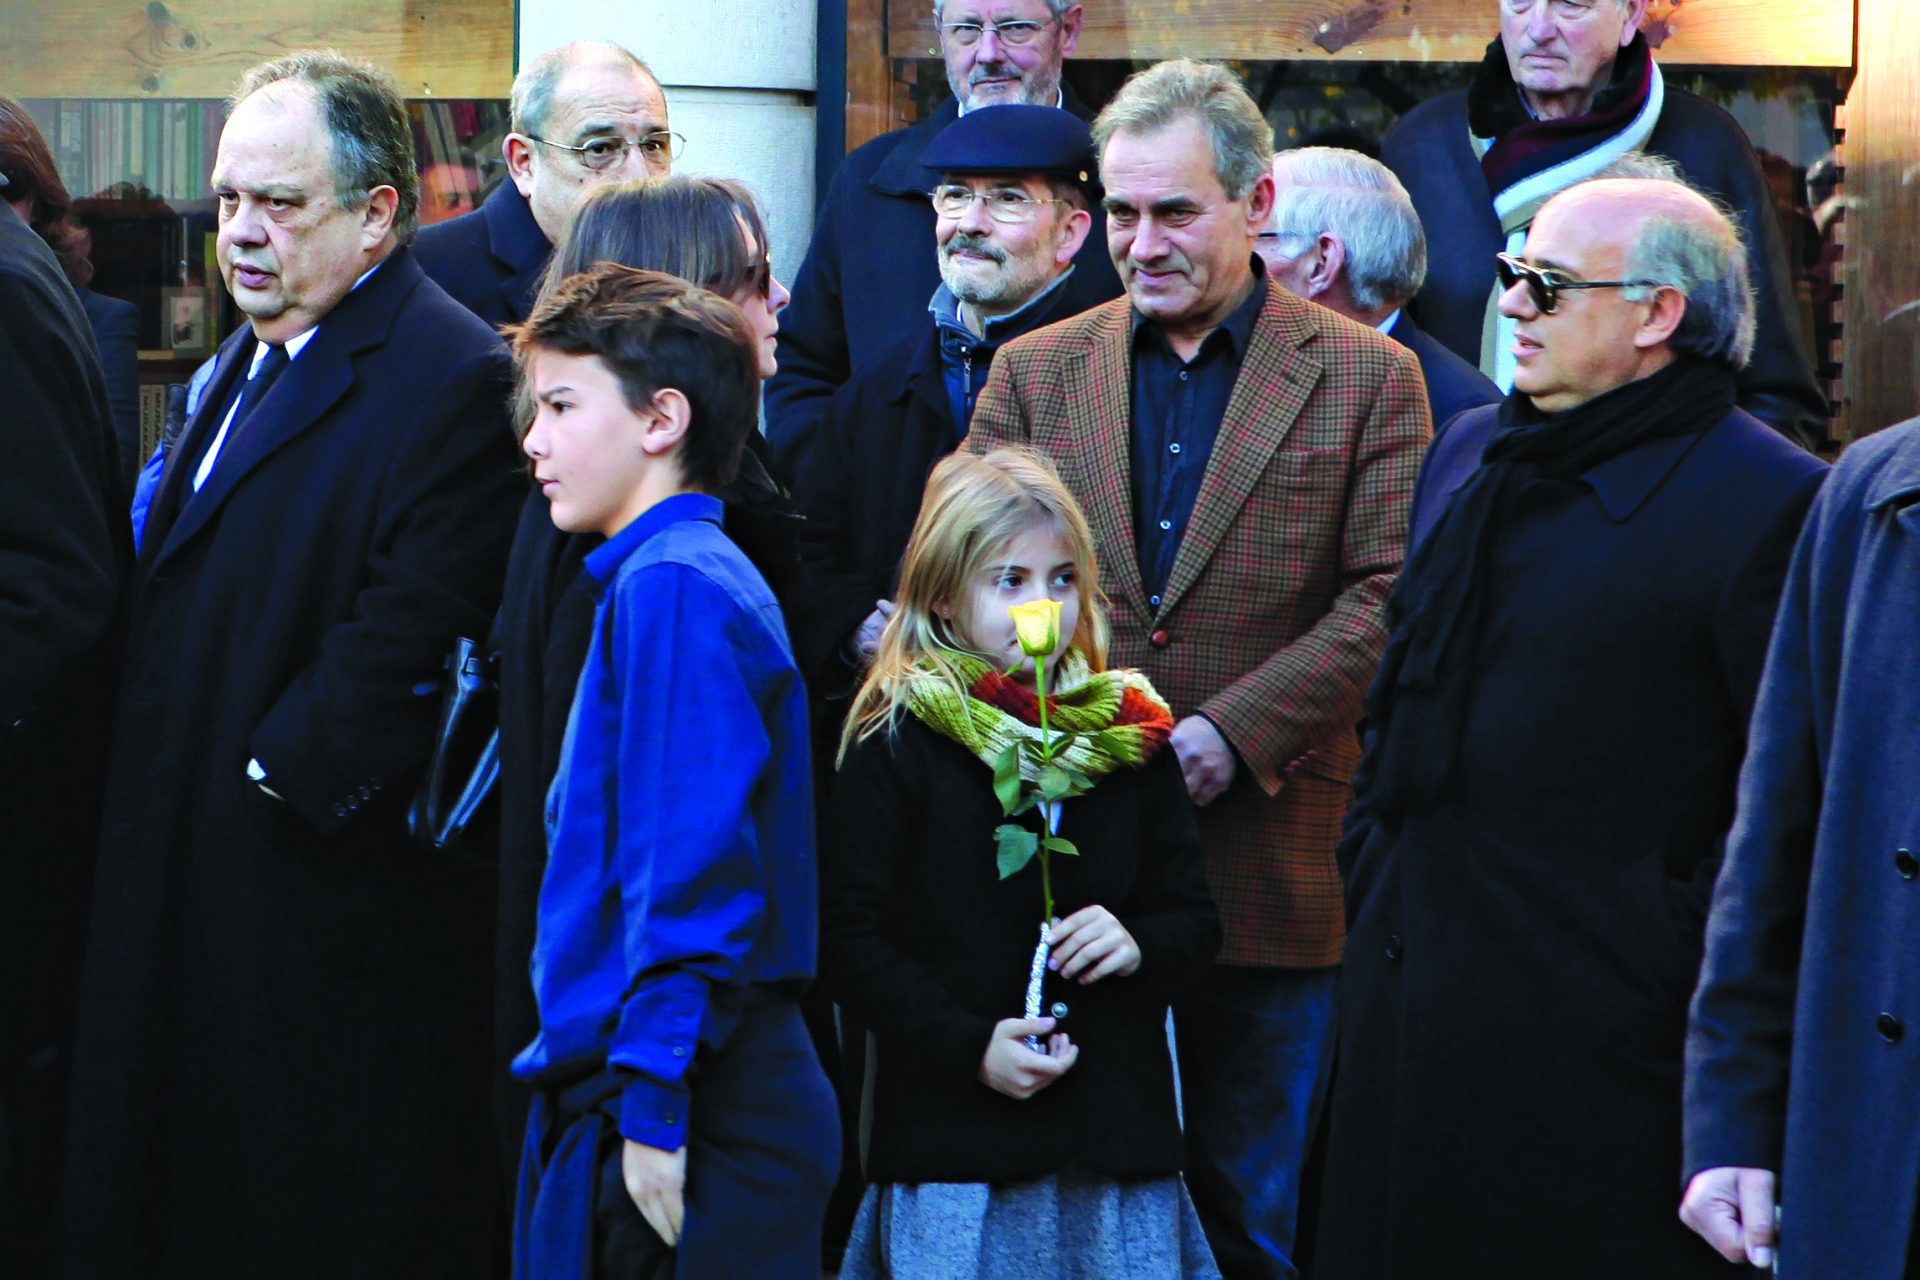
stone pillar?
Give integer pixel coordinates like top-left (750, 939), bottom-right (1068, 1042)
top-left (518, 1), bottom-right (818, 286)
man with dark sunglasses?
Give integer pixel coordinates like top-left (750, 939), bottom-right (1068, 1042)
top-left (1318, 174), bottom-right (1827, 1279)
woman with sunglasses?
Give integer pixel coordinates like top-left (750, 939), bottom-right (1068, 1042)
top-left (490, 172), bottom-right (801, 1197)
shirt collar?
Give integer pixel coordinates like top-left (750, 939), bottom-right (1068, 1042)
top-left (247, 260), bottom-right (384, 370)
top-left (1376, 307), bottom-right (1402, 335)
top-left (584, 491), bottom-right (724, 585)
top-left (1130, 255), bottom-right (1268, 361)
top-left (958, 86), bottom-right (1064, 117)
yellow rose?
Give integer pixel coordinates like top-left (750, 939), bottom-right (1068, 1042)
top-left (1008, 599), bottom-right (1061, 659)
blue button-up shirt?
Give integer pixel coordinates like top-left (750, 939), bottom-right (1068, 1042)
top-left (1128, 259), bottom-right (1268, 605)
top-left (512, 492), bottom-right (817, 1152)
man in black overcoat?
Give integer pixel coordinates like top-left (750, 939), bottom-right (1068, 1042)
top-left (790, 103), bottom-right (1093, 697)
top-left (1381, 0), bottom-right (1828, 450)
top-left (61, 52), bottom-right (522, 1279)
top-left (414, 40), bottom-right (672, 328)
top-left (1257, 145), bottom-right (1500, 432)
top-left (0, 192), bottom-right (128, 1279)
top-left (1316, 176), bottom-right (1827, 1278)
top-left (763, 0), bottom-right (1121, 476)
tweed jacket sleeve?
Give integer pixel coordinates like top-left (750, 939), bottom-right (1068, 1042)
top-left (1200, 345), bottom-right (1429, 794)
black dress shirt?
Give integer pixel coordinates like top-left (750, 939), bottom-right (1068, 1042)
top-left (1129, 260), bottom-right (1267, 604)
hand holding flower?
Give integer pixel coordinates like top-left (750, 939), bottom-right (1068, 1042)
top-left (1048, 905), bottom-right (1142, 983)
top-left (979, 1015), bottom-right (1079, 1099)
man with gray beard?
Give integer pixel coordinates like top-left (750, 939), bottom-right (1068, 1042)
top-left (790, 103), bottom-right (1094, 696)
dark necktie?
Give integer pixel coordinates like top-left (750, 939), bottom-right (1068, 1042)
top-left (189, 341), bottom-right (288, 493)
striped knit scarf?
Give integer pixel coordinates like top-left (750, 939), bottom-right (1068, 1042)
top-left (902, 650), bottom-right (1174, 783)
top-left (1468, 33), bottom-right (1664, 390)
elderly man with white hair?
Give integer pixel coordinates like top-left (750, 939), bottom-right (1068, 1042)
top-left (1259, 146), bottom-right (1499, 429)
top-left (1318, 174), bottom-right (1827, 1279)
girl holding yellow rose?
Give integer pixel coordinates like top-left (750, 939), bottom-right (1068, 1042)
top-left (823, 448), bottom-right (1222, 1279)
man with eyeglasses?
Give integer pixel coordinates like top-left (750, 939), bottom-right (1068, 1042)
top-left (1316, 175), bottom-right (1827, 1280)
top-left (1258, 146), bottom-right (1499, 431)
top-left (416, 40), bottom-right (674, 328)
top-left (765, 0), bottom-right (1120, 478)
top-left (1380, 0), bottom-right (1827, 451)
top-left (789, 104), bottom-right (1094, 694)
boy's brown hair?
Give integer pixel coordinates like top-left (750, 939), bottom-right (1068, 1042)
top-left (508, 264), bottom-right (760, 492)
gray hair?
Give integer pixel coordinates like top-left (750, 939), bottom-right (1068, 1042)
top-left (932, 0), bottom-right (1078, 17)
top-left (234, 50), bottom-right (419, 245)
top-left (1595, 176), bottom-right (1758, 368)
top-left (1270, 146), bottom-right (1426, 311)
top-left (1093, 59), bottom-right (1273, 201)
top-left (511, 42), bottom-right (658, 139)
top-left (1596, 151), bottom-right (1683, 183)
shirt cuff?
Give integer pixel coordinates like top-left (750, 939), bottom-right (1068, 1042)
top-left (617, 1072), bottom-right (691, 1152)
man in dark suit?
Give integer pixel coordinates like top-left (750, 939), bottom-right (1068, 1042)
top-left (969, 60), bottom-right (1432, 1280)
top-left (414, 40), bottom-right (672, 328)
top-left (765, 0), bottom-right (1122, 475)
top-left (1319, 176), bottom-right (1826, 1279)
top-left (61, 52), bottom-right (522, 1279)
top-left (1259, 145), bottom-right (1500, 431)
top-left (792, 103), bottom-right (1094, 694)
top-left (0, 189), bottom-right (127, 1280)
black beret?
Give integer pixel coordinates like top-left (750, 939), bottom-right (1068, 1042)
top-left (921, 104), bottom-right (1096, 190)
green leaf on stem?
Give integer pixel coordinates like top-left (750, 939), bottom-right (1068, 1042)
top-left (1041, 836), bottom-right (1079, 857)
top-left (1038, 763), bottom-right (1074, 801)
top-left (995, 824), bottom-right (1040, 879)
top-left (991, 744), bottom-right (1022, 815)
top-left (1011, 792), bottom-right (1041, 816)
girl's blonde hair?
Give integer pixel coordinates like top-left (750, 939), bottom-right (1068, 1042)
top-left (839, 447), bottom-right (1111, 763)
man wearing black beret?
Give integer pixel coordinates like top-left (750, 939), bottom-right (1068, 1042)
top-left (790, 102), bottom-right (1095, 707)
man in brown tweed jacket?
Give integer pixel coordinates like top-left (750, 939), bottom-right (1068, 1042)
top-left (968, 59), bottom-right (1431, 1279)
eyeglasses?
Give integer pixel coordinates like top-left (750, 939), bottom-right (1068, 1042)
top-left (750, 253), bottom-right (773, 298)
top-left (1495, 252), bottom-right (1663, 314)
top-left (930, 185), bottom-right (1066, 224)
top-left (938, 18), bottom-right (1053, 47)
top-left (1257, 229), bottom-right (1315, 255)
top-left (528, 131), bottom-right (685, 172)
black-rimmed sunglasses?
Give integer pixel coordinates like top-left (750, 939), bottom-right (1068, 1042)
top-left (1495, 252), bottom-right (1663, 314)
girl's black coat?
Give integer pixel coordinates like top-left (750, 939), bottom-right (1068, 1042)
top-left (823, 714), bottom-right (1220, 1184)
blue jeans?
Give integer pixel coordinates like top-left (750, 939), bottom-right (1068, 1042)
top-left (1174, 965), bottom-right (1338, 1280)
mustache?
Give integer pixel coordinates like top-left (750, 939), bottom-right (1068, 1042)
top-left (943, 232), bottom-right (1006, 263)
top-left (968, 61), bottom-right (1014, 84)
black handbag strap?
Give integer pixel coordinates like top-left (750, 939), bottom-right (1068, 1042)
top-left (406, 606), bottom-right (504, 852)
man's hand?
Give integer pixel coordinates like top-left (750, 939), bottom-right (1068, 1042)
top-left (622, 1140), bottom-right (688, 1248)
top-left (852, 598), bottom-right (895, 663)
top-left (978, 1016), bottom-right (1078, 1099)
top-left (1171, 715), bottom-right (1236, 805)
top-left (1679, 1166), bottom-right (1777, 1269)
top-left (1048, 905), bottom-right (1141, 983)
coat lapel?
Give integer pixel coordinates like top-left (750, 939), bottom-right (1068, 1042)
top-left (1158, 282), bottom-right (1321, 617)
top-left (1061, 307), bottom-right (1150, 624)
top-left (150, 250), bottom-right (417, 570)
top-left (141, 330), bottom-right (254, 568)
top-left (486, 182), bottom-right (551, 322)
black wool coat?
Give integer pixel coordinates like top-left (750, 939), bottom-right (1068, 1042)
top-left (1316, 403), bottom-right (1827, 1280)
top-left (0, 206), bottom-right (129, 1272)
top-left (414, 179), bottom-right (550, 331)
top-left (1386, 309), bottom-right (1501, 431)
top-left (1383, 85), bottom-right (1830, 450)
top-left (764, 88), bottom-right (1122, 478)
top-left (62, 249), bottom-right (524, 1280)
top-left (823, 715), bottom-right (1220, 1184)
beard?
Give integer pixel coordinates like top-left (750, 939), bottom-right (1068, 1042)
top-left (938, 233), bottom-right (1055, 311)
top-left (948, 58), bottom-right (1063, 110)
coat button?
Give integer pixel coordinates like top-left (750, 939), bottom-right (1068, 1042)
top-left (1897, 849), bottom-right (1918, 880)
top-left (1384, 934), bottom-right (1403, 961)
top-left (1878, 1013), bottom-right (1905, 1044)
top-left (1149, 628), bottom-right (1171, 650)
top-left (331, 802), bottom-right (349, 819)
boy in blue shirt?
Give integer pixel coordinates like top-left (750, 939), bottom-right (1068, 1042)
top-left (507, 264), bottom-right (837, 1279)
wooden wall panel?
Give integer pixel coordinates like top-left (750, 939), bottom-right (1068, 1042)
top-left (886, 0), bottom-right (1853, 67)
top-left (1840, 0), bottom-right (1920, 439)
top-left (0, 0), bottom-right (514, 99)
top-left (846, 0), bottom-right (899, 151)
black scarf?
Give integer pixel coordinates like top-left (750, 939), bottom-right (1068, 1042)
top-left (1357, 356), bottom-right (1738, 819)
